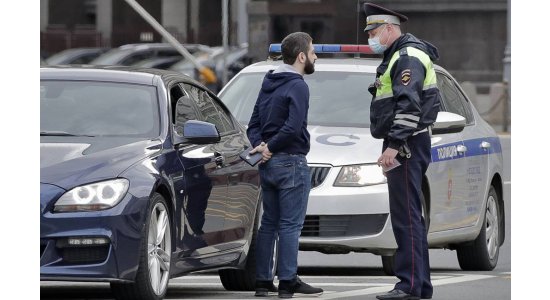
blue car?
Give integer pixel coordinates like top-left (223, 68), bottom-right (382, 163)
top-left (40, 66), bottom-right (261, 300)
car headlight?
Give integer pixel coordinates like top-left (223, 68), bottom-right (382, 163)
top-left (334, 164), bottom-right (386, 187)
top-left (54, 179), bottom-right (129, 212)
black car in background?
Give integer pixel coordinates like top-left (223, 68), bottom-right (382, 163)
top-left (40, 66), bottom-right (261, 300)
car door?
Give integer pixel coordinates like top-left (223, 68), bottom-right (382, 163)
top-left (204, 93), bottom-right (258, 249)
top-left (443, 74), bottom-right (490, 227)
top-left (170, 83), bottom-right (227, 255)
top-left (427, 73), bottom-right (469, 233)
top-left (185, 85), bottom-right (258, 249)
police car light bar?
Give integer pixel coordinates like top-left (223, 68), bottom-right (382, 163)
top-left (269, 44), bottom-right (375, 54)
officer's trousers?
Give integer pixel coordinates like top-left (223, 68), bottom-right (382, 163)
top-left (384, 132), bottom-right (433, 298)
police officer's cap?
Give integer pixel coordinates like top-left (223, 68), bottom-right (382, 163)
top-left (363, 3), bottom-right (408, 32)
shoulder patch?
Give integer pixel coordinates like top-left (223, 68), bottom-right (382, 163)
top-left (401, 69), bottom-right (411, 86)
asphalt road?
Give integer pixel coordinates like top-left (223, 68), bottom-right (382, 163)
top-left (40, 135), bottom-right (511, 300)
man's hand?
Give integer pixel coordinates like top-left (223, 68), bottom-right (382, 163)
top-left (378, 147), bottom-right (399, 169)
top-left (249, 142), bottom-right (273, 163)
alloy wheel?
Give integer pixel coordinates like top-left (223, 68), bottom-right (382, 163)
top-left (147, 202), bottom-right (171, 295)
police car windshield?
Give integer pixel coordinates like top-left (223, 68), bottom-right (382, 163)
top-left (219, 71), bottom-right (375, 128)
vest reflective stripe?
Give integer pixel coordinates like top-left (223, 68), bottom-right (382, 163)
top-left (394, 119), bottom-right (418, 128)
top-left (423, 83), bottom-right (438, 91)
top-left (375, 46), bottom-right (437, 99)
top-left (395, 113), bottom-right (420, 122)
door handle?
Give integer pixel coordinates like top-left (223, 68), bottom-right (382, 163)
top-left (481, 141), bottom-right (491, 149)
top-left (456, 145), bottom-right (467, 154)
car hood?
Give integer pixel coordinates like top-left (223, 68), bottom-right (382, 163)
top-left (40, 137), bottom-right (162, 189)
top-left (306, 126), bottom-right (382, 166)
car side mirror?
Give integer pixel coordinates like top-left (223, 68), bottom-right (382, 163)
top-left (432, 111), bottom-right (466, 135)
top-left (182, 120), bottom-right (220, 144)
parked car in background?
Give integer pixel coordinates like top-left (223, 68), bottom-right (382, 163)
top-left (218, 44), bottom-right (505, 275)
top-left (171, 44), bottom-right (251, 93)
top-left (40, 66), bottom-right (262, 300)
top-left (89, 43), bottom-right (213, 66)
top-left (131, 56), bottom-right (184, 70)
top-left (45, 47), bottom-right (109, 65)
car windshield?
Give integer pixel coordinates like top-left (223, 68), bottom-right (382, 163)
top-left (40, 80), bottom-right (160, 138)
top-left (219, 71), bottom-right (376, 127)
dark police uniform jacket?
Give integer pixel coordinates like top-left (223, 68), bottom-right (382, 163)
top-left (369, 33), bottom-right (441, 150)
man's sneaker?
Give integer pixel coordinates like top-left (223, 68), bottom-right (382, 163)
top-left (255, 280), bottom-right (278, 297)
top-left (278, 276), bottom-right (323, 298)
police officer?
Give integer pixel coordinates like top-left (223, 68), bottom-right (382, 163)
top-left (363, 3), bottom-right (441, 300)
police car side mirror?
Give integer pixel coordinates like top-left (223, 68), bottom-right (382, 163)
top-left (432, 112), bottom-right (466, 135)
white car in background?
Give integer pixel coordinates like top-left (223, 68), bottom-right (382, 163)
top-left (218, 44), bottom-right (505, 275)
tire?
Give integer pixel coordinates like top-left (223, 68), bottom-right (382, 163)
top-left (219, 199), bottom-right (278, 291)
top-left (382, 190), bottom-right (428, 276)
top-left (457, 186), bottom-right (500, 271)
top-left (111, 193), bottom-right (172, 300)
top-left (381, 255), bottom-right (395, 276)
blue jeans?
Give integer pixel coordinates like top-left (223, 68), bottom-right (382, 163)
top-left (255, 153), bottom-right (310, 281)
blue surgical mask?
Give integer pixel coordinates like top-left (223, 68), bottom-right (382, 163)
top-left (368, 26), bottom-right (388, 54)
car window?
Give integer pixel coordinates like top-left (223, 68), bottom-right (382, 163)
top-left (436, 73), bottom-right (474, 125)
top-left (156, 49), bottom-right (180, 57)
top-left (170, 84), bottom-right (198, 136)
top-left (121, 51), bottom-right (154, 65)
top-left (183, 84), bottom-right (234, 134)
top-left (40, 80), bottom-right (160, 137)
top-left (219, 71), bottom-right (376, 127)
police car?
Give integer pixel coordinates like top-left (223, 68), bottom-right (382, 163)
top-left (218, 44), bottom-right (504, 274)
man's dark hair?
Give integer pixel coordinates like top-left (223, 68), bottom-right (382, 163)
top-left (281, 32), bottom-right (313, 65)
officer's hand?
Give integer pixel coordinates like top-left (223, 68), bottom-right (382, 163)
top-left (378, 148), bottom-right (399, 169)
top-left (368, 83), bottom-right (376, 97)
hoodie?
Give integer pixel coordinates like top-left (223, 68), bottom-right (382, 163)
top-left (247, 66), bottom-right (310, 155)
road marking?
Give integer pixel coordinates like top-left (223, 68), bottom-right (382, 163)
top-left (41, 273), bottom-right (499, 299)
top-left (504, 181), bottom-right (511, 185)
top-left (296, 274), bottom-right (495, 299)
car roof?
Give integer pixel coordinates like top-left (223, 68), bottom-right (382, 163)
top-left (241, 58), bottom-right (380, 73)
top-left (40, 65), bottom-right (196, 86)
top-left (240, 57), bottom-right (447, 74)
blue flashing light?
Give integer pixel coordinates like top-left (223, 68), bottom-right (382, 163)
top-left (268, 44), bottom-right (374, 54)
top-left (269, 44), bottom-right (282, 53)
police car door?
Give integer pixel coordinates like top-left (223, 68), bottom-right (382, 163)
top-left (442, 75), bottom-right (489, 228)
top-left (426, 73), bottom-right (468, 233)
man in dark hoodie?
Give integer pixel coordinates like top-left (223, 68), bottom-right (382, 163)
top-left (246, 32), bottom-right (322, 299)
top-left (363, 3), bottom-right (441, 300)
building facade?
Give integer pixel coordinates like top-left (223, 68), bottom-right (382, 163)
top-left (41, 0), bottom-right (508, 86)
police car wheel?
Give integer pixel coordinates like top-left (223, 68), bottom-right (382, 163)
top-left (456, 186), bottom-right (500, 271)
top-left (381, 255), bottom-right (395, 276)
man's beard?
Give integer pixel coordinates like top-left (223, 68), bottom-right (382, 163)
top-left (304, 56), bottom-right (315, 74)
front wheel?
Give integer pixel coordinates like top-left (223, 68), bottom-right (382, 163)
top-left (456, 186), bottom-right (500, 271)
top-left (111, 193), bottom-right (172, 300)
top-left (381, 255), bottom-right (395, 276)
